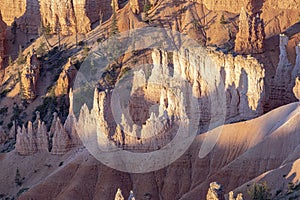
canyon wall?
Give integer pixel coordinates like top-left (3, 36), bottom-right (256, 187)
top-left (198, 0), bottom-right (300, 13)
top-left (39, 0), bottom-right (113, 34)
top-left (0, 0), bottom-right (112, 35)
top-left (0, 0), bottom-right (26, 26)
top-left (0, 13), bottom-right (6, 69)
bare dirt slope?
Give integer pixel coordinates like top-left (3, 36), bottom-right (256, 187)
top-left (2, 102), bottom-right (296, 200)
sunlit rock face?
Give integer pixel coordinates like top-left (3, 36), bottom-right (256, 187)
top-left (21, 50), bottom-right (41, 101)
top-left (40, 0), bottom-right (112, 34)
top-left (293, 77), bottom-right (300, 101)
top-left (206, 182), bottom-right (224, 200)
top-left (54, 58), bottom-right (77, 96)
top-left (234, 6), bottom-right (265, 54)
top-left (75, 47), bottom-right (265, 158)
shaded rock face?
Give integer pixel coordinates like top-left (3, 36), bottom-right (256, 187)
top-left (234, 6), bottom-right (265, 54)
top-left (206, 182), bottom-right (224, 200)
top-left (269, 36), bottom-right (300, 108)
top-left (0, 13), bottom-right (6, 69)
top-left (21, 50), bottom-right (41, 101)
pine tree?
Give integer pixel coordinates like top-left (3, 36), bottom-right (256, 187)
top-left (8, 56), bottom-right (13, 66)
top-left (17, 45), bottom-right (25, 65)
top-left (15, 168), bottom-right (22, 186)
top-left (110, 0), bottom-right (119, 36)
top-left (108, 0), bottom-right (121, 64)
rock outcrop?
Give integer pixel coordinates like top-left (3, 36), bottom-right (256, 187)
top-left (293, 77), bottom-right (300, 101)
top-left (114, 188), bottom-right (124, 200)
top-left (130, 0), bottom-right (141, 14)
top-left (54, 58), bottom-right (77, 96)
top-left (128, 190), bottom-right (136, 200)
top-left (15, 92), bottom-right (81, 155)
top-left (206, 182), bottom-right (224, 200)
top-left (0, 12), bottom-right (6, 69)
top-left (229, 191), bottom-right (243, 200)
top-left (21, 50), bottom-right (41, 101)
top-left (269, 35), bottom-right (299, 108)
top-left (39, 0), bottom-right (112, 34)
top-left (0, 0), bottom-right (26, 25)
top-left (234, 6), bottom-right (265, 54)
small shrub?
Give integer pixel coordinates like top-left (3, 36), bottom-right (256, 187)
top-left (220, 14), bottom-right (227, 24)
top-left (0, 107), bottom-right (8, 115)
top-left (7, 121), bottom-right (13, 129)
top-left (36, 42), bottom-right (47, 57)
top-left (16, 46), bottom-right (26, 65)
top-left (8, 56), bottom-right (13, 66)
top-left (247, 182), bottom-right (271, 200)
top-left (59, 161), bottom-right (64, 167)
top-left (17, 188), bottom-right (29, 197)
top-left (78, 41), bottom-right (85, 46)
top-left (0, 89), bottom-right (10, 98)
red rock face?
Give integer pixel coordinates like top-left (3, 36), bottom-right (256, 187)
top-left (0, 13), bottom-right (6, 69)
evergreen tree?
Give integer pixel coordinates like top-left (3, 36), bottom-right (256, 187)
top-left (15, 168), bottom-right (22, 186)
top-left (17, 45), bottom-right (25, 65)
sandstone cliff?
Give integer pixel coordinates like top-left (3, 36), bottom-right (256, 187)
top-left (40, 0), bottom-right (112, 34)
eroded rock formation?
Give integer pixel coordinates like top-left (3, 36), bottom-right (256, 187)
top-left (270, 35), bottom-right (299, 108)
top-left (55, 58), bottom-right (77, 96)
top-left (15, 92), bottom-right (81, 155)
top-left (39, 0), bottom-right (112, 34)
top-left (130, 0), bottom-right (141, 14)
top-left (206, 182), bottom-right (224, 200)
top-left (293, 77), bottom-right (300, 101)
top-left (21, 50), bottom-right (41, 101)
top-left (229, 191), bottom-right (243, 200)
top-left (234, 6), bottom-right (265, 54)
top-left (114, 188), bottom-right (124, 200)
